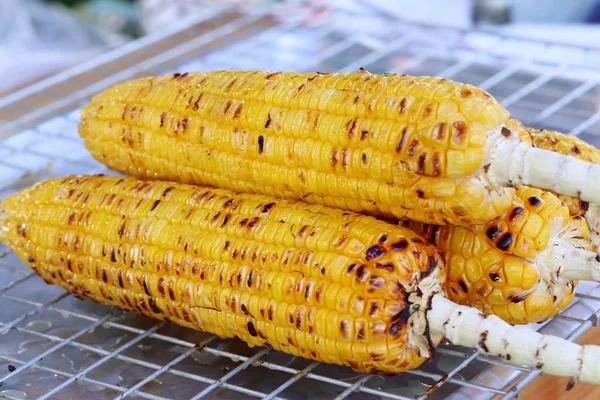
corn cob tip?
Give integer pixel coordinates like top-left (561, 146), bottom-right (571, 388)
top-left (527, 214), bottom-right (592, 303)
top-left (487, 128), bottom-right (600, 206)
top-left (429, 295), bottom-right (600, 384)
top-left (585, 204), bottom-right (600, 250)
top-left (555, 246), bottom-right (600, 281)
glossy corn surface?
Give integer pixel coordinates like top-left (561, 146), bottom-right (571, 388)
top-left (0, 175), bottom-right (446, 374)
top-left (80, 70), bottom-right (513, 226)
top-left (528, 127), bottom-right (600, 216)
top-left (403, 187), bottom-right (588, 324)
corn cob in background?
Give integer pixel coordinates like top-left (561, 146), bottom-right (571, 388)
top-left (79, 70), bottom-right (600, 227)
top-left (526, 126), bottom-right (600, 249)
top-left (402, 187), bottom-right (600, 324)
top-left (2, 175), bottom-right (600, 382)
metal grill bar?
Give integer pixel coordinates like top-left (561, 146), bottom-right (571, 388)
top-left (533, 79), bottom-right (599, 123)
top-left (435, 57), bottom-right (479, 79)
top-left (0, 355), bottom-right (170, 400)
top-left (333, 375), bottom-right (376, 400)
top-left (0, 272), bottom-right (34, 294)
top-left (390, 30), bottom-right (501, 76)
top-left (500, 64), bottom-right (573, 107)
top-left (261, 361), bottom-right (320, 400)
top-left (340, 36), bottom-right (415, 72)
top-left (189, 348), bottom-right (270, 399)
top-left (478, 63), bottom-right (526, 90)
top-left (569, 110), bottom-right (600, 136)
top-left (0, 292), bottom-right (70, 335)
top-left (416, 351), bottom-right (482, 399)
top-left (405, 368), bottom-right (506, 395)
top-left (37, 323), bottom-right (167, 399)
top-left (115, 336), bottom-right (217, 400)
top-left (0, 312), bottom-right (116, 385)
top-left (0, 320), bottom-right (272, 398)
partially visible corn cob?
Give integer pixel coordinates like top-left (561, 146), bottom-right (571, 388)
top-left (79, 70), bottom-right (600, 227)
top-left (527, 126), bottom-right (600, 249)
top-left (3, 175), bottom-right (600, 383)
top-left (403, 187), bottom-right (598, 324)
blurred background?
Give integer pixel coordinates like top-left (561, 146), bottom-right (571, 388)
top-left (2, 0), bottom-right (600, 95)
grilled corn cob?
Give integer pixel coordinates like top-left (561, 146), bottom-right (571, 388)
top-left (2, 175), bottom-right (600, 383)
top-left (527, 126), bottom-right (600, 249)
top-left (403, 187), bottom-right (600, 324)
top-left (79, 70), bottom-right (600, 226)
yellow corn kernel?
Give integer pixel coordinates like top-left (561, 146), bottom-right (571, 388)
top-left (465, 257), bottom-right (483, 283)
top-left (521, 265), bottom-right (541, 290)
top-left (448, 253), bottom-right (466, 281)
top-left (491, 305), bottom-right (510, 322)
top-left (503, 257), bottom-right (524, 287)
top-left (533, 226), bottom-right (551, 250)
top-left (524, 292), bottom-right (553, 322)
top-left (0, 175), bottom-right (446, 375)
top-left (512, 234), bottom-right (536, 260)
top-left (487, 289), bottom-right (507, 305)
top-left (520, 214), bottom-right (544, 244)
top-left (506, 301), bottom-right (527, 322)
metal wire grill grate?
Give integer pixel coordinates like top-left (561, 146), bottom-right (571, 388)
top-left (2, 4), bottom-right (600, 399)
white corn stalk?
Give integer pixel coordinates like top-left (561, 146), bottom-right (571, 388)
top-left (488, 128), bottom-right (600, 204)
top-left (428, 295), bottom-right (600, 384)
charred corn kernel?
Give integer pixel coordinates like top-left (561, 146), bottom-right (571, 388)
top-left (527, 126), bottom-right (600, 216)
top-left (0, 175), bottom-right (447, 374)
top-left (402, 187), bottom-right (589, 324)
top-left (80, 70), bottom-right (515, 226)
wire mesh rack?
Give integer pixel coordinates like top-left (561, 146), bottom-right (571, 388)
top-left (2, 3), bottom-right (600, 399)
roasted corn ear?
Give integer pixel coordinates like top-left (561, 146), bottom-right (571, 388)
top-left (2, 175), bottom-right (600, 383)
top-left (403, 187), bottom-right (599, 324)
top-left (79, 70), bottom-right (600, 226)
top-left (0, 175), bottom-right (445, 373)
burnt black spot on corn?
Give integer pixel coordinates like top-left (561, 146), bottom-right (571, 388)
top-left (366, 245), bottom-right (386, 261)
top-left (496, 233), bottom-right (513, 251)
top-left (257, 136), bottom-right (264, 154)
top-left (0, 175), bottom-right (446, 375)
top-left (528, 197), bottom-right (542, 207)
top-left (486, 226), bottom-right (502, 240)
top-left (509, 207), bottom-right (523, 221)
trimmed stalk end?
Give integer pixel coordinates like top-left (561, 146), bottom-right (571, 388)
top-left (546, 245), bottom-right (600, 282)
top-left (428, 295), bottom-right (600, 384)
